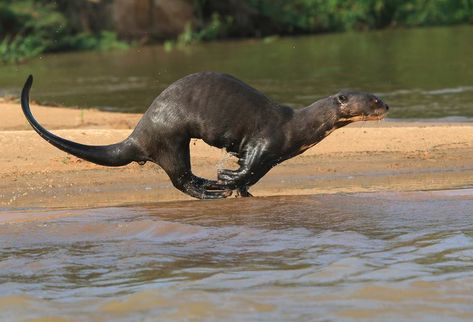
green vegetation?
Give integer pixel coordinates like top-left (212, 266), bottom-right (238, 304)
top-left (1, 0), bottom-right (472, 62)
top-left (194, 0), bottom-right (473, 39)
top-left (165, 13), bottom-right (235, 49)
top-left (0, 0), bottom-right (128, 63)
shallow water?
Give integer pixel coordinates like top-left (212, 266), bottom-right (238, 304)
top-left (1, 189), bottom-right (473, 321)
top-left (1, 26), bottom-right (473, 119)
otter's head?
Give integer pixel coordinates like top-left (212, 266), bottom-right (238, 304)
top-left (334, 91), bottom-right (389, 124)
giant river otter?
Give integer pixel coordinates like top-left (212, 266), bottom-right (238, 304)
top-left (21, 72), bottom-right (389, 199)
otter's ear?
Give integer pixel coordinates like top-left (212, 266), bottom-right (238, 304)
top-left (337, 94), bottom-right (348, 104)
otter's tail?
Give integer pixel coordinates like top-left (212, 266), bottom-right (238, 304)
top-left (21, 75), bottom-right (143, 167)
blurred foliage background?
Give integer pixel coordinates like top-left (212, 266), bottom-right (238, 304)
top-left (1, 0), bottom-right (472, 63)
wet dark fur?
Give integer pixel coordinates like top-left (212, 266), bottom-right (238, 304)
top-left (21, 72), bottom-right (389, 199)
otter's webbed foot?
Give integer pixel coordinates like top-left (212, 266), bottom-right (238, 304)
top-left (237, 186), bottom-right (253, 197)
top-left (186, 175), bottom-right (232, 199)
top-left (217, 170), bottom-right (254, 197)
top-left (193, 173), bottom-right (253, 198)
top-left (184, 182), bottom-right (232, 199)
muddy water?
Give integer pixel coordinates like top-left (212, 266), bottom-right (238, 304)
top-left (1, 189), bottom-right (473, 321)
top-left (1, 26), bottom-right (473, 119)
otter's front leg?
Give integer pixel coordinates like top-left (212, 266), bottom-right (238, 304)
top-left (217, 143), bottom-right (274, 192)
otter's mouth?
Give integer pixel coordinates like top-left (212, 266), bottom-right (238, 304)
top-left (338, 109), bottom-right (387, 123)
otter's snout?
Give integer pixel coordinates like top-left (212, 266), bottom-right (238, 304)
top-left (336, 91), bottom-right (389, 122)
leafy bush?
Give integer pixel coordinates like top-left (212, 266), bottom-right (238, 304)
top-left (195, 0), bottom-right (473, 38)
top-left (0, 35), bottom-right (45, 64)
top-left (0, 0), bottom-right (128, 63)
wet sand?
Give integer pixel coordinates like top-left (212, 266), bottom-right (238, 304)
top-left (1, 98), bottom-right (473, 208)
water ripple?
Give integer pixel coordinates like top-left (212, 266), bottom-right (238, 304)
top-left (1, 190), bottom-right (473, 320)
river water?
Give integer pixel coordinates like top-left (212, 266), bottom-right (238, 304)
top-left (0, 26), bottom-right (472, 119)
top-left (1, 189), bottom-right (473, 321)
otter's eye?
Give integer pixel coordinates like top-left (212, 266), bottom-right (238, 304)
top-left (337, 94), bottom-right (348, 104)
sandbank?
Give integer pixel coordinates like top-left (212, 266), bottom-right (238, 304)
top-left (1, 98), bottom-right (472, 209)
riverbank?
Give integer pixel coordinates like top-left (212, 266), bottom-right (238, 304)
top-left (1, 99), bottom-right (473, 209)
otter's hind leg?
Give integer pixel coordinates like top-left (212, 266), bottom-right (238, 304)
top-left (156, 140), bottom-right (232, 199)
